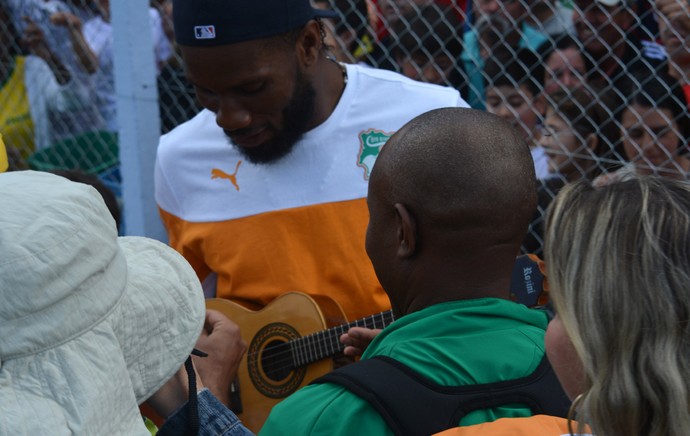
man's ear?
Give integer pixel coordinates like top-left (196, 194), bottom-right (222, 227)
top-left (297, 20), bottom-right (322, 68)
top-left (394, 203), bottom-right (416, 258)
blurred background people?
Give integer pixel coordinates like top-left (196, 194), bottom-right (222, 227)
top-left (595, 71), bottom-right (690, 184)
top-left (462, 0), bottom-right (572, 108)
top-left (79, 0), bottom-right (172, 131)
top-left (571, 0), bottom-right (665, 110)
top-left (521, 86), bottom-right (621, 254)
top-left (540, 88), bottom-right (620, 183)
top-left (391, 5), bottom-right (465, 87)
top-left (35, 0), bottom-right (173, 132)
top-left (7, 0), bottom-right (106, 138)
top-left (655, 0), bottom-right (690, 104)
top-left (536, 33), bottom-right (588, 96)
top-left (0, 2), bottom-right (95, 167)
top-left (483, 48), bottom-right (549, 179)
top-left (312, 0), bottom-right (378, 64)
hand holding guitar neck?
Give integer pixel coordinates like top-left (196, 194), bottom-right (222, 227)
top-left (340, 327), bottom-right (382, 357)
top-left (193, 310), bottom-right (247, 407)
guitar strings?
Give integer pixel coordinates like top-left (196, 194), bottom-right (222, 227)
top-left (245, 311), bottom-right (395, 375)
top-left (246, 312), bottom-right (396, 373)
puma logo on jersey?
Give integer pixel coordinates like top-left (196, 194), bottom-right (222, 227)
top-left (211, 160), bottom-right (242, 191)
top-left (357, 129), bottom-right (393, 180)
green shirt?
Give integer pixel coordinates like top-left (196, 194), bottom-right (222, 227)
top-left (260, 298), bottom-right (549, 435)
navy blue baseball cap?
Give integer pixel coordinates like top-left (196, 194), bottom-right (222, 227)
top-left (173, 0), bottom-right (339, 46)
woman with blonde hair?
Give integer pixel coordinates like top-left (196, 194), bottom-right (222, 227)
top-left (438, 176), bottom-right (690, 435)
top-left (543, 176), bottom-right (690, 435)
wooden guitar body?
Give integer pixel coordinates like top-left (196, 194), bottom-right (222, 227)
top-left (202, 254), bottom-right (544, 432)
top-left (206, 292), bottom-right (349, 433)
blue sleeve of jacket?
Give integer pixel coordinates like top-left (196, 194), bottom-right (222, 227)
top-left (158, 388), bottom-right (255, 436)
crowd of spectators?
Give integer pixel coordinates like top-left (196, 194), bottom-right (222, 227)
top-left (345, 0), bottom-right (689, 255)
top-left (1, 0), bottom-right (689, 249)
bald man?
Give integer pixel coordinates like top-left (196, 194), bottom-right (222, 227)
top-left (260, 108), bottom-right (569, 435)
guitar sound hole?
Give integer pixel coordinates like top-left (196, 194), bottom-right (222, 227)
top-left (261, 340), bottom-right (294, 382)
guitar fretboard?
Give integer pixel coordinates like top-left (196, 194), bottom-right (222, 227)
top-left (291, 310), bottom-right (395, 368)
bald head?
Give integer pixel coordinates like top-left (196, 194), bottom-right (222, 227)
top-left (372, 108), bottom-right (536, 246)
top-left (365, 108), bottom-right (537, 313)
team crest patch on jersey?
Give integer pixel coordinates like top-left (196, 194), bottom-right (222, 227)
top-left (357, 129), bottom-right (393, 180)
top-left (194, 25), bottom-right (216, 40)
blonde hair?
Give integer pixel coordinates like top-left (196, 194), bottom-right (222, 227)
top-left (544, 176), bottom-right (690, 436)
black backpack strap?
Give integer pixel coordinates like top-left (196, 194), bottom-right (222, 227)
top-left (311, 354), bottom-right (571, 436)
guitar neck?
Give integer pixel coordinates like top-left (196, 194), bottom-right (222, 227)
top-left (290, 310), bottom-right (395, 368)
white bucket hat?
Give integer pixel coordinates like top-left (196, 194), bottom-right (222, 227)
top-left (0, 171), bottom-right (206, 435)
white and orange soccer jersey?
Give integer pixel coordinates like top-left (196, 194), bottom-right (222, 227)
top-left (155, 63), bottom-right (468, 320)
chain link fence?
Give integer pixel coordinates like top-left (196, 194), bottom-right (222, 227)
top-left (1, 0), bottom-right (688, 253)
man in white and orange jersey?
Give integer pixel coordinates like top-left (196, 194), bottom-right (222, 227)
top-left (155, 0), bottom-right (468, 325)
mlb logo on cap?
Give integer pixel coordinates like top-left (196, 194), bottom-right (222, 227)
top-left (194, 25), bottom-right (216, 39)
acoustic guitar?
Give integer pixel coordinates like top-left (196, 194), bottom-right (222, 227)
top-left (204, 254), bottom-right (546, 432)
top-left (205, 292), bottom-right (395, 433)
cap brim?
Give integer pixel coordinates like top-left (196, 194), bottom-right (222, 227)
top-left (314, 8), bottom-right (339, 19)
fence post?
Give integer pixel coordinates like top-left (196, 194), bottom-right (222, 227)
top-left (112, 1), bottom-right (167, 241)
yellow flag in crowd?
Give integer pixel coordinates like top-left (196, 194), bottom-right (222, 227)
top-left (0, 134), bottom-right (8, 172)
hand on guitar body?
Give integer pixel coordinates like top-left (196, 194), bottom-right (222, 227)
top-left (340, 327), bottom-right (382, 357)
top-left (194, 309), bottom-right (248, 406)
